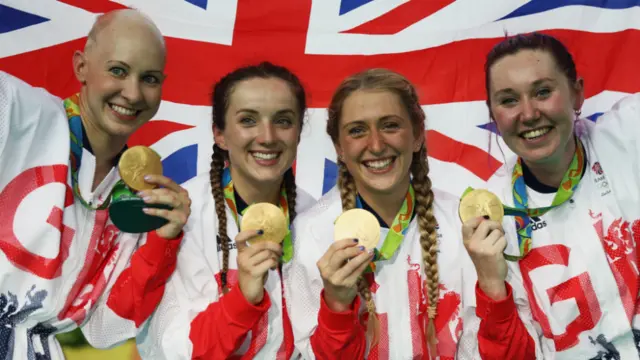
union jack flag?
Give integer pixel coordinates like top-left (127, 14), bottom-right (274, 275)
top-left (1, 0), bottom-right (639, 199)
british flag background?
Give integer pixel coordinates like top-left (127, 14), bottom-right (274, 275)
top-left (1, 0), bottom-right (639, 200)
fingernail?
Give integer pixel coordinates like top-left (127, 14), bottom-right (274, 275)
top-left (136, 191), bottom-right (144, 196)
top-left (143, 196), bottom-right (152, 202)
top-left (142, 208), bottom-right (151, 214)
top-left (483, 215), bottom-right (490, 220)
top-left (257, 229), bottom-right (264, 235)
top-left (353, 239), bottom-right (359, 243)
top-left (144, 175), bottom-right (151, 180)
top-left (368, 249), bottom-right (375, 255)
top-left (359, 246), bottom-right (365, 251)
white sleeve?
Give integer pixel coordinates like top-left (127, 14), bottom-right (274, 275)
top-left (283, 216), bottom-right (325, 360)
top-left (591, 93), bottom-right (640, 219)
top-left (0, 71), bottom-right (65, 166)
top-left (136, 229), bottom-right (220, 360)
top-left (79, 230), bottom-right (186, 350)
top-left (78, 232), bottom-right (142, 349)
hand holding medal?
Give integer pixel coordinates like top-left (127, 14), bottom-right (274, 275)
top-left (234, 202), bottom-right (287, 305)
top-left (109, 146), bottom-right (191, 239)
top-left (316, 209), bottom-right (378, 312)
top-left (459, 189), bottom-right (508, 300)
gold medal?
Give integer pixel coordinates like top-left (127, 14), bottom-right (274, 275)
top-left (458, 189), bottom-right (504, 223)
top-left (334, 208), bottom-right (380, 250)
top-left (241, 203), bottom-right (288, 244)
top-left (118, 146), bottom-right (163, 191)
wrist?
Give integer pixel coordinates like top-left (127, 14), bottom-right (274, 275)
top-left (478, 278), bottom-right (507, 301)
top-left (323, 292), bottom-right (352, 312)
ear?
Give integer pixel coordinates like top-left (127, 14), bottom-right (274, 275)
top-left (333, 142), bottom-right (343, 162)
top-left (573, 77), bottom-right (585, 112)
top-left (73, 50), bottom-right (88, 84)
top-left (413, 130), bottom-right (425, 153)
top-left (213, 126), bottom-right (228, 151)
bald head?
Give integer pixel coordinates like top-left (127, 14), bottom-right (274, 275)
top-left (85, 9), bottom-right (165, 61)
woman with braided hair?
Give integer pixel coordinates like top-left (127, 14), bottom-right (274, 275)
top-left (137, 62), bottom-right (316, 359)
top-left (285, 68), bottom-right (479, 359)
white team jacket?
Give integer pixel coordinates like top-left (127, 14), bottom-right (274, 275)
top-left (0, 71), bottom-right (169, 359)
top-left (485, 94), bottom-right (640, 359)
top-left (285, 187), bottom-right (481, 359)
top-left (137, 171), bottom-right (317, 359)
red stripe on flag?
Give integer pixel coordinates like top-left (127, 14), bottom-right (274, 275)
top-left (127, 120), bottom-right (195, 148)
top-left (1, 0), bottom-right (639, 110)
top-left (343, 0), bottom-right (456, 35)
top-left (426, 130), bottom-right (501, 181)
top-left (57, 0), bottom-right (128, 13)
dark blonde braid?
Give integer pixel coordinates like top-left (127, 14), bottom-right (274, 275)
top-left (211, 144), bottom-right (231, 293)
top-left (410, 145), bottom-right (440, 349)
top-left (337, 160), bottom-right (379, 345)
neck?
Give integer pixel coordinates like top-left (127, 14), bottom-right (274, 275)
top-left (229, 166), bottom-right (282, 206)
top-left (79, 88), bottom-right (127, 189)
top-left (523, 137), bottom-right (577, 188)
top-left (358, 178), bottom-right (410, 227)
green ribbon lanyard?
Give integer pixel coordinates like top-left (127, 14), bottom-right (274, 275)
top-left (221, 167), bottom-right (293, 262)
top-left (356, 184), bottom-right (415, 273)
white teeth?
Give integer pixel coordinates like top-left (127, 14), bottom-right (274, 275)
top-left (365, 158), bottom-right (393, 169)
top-left (522, 128), bottom-right (550, 139)
top-left (252, 152), bottom-right (279, 160)
top-left (110, 104), bottom-right (137, 116)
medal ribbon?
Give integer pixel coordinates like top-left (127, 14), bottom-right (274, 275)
top-left (355, 184), bottom-right (415, 273)
top-left (221, 167), bottom-right (293, 262)
top-left (462, 139), bottom-right (585, 261)
top-left (64, 94), bottom-right (114, 210)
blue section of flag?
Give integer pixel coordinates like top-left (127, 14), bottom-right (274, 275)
top-left (323, 158), bottom-right (338, 195)
top-left (501, 0), bottom-right (640, 20)
top-left (162, 145), bottom-right (198, 184)
top-left (340, 0), bottom-right (374, 15)
top-left (587, 112), bottom-right (604, 122)
top-left (184, 0), bottom-right (208, 10)
top-left (478, 122), bottom-right (499, 134)
top-left (0, 5), bottom-right (49, 34)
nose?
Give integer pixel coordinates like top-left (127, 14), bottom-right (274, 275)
top-left (121, 78), bottom-right (143, 104)
top-left (257, 122), bottom-right (276, 145)
top-left (368, 130), bottom-right (385, 154)
top-left (520, 97), bottom-right (540, 124)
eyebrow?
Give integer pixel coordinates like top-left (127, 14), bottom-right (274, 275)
top-left (341, 115), bottom-right (402, 129)
top-left (493, 77), bottom-right (557, 96)
top-left (235, 108), bottom-right (297, 116)
top-left (106, 60), bottom-right (164, 75)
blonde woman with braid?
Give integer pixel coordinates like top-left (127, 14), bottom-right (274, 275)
top-left (137, 62), bottom-right (316, 359)
top-left (285, 69), bottom-right (479, 359)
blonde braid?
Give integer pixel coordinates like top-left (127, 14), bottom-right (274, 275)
top-left (410, 146), bottom-right (440, 351)
top-left (211, 144), bottom-right (231, 294)
top-left (337, 160), bottom-right (379, 346)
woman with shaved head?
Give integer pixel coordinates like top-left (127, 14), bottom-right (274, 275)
top-left (0, 9), bottom-right (190, 359)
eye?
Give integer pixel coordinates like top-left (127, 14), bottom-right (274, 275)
top-left (239, 116), bottom-right (256, 126)
top-left (275, 117), bottom-right (294, 127)
top-left (382, 121), bottom-right (400, 131)
top-left (499, 97), bottom-right (517, 106)
top-left (142, 74), bottom-right (161, 85)
top-left (347, 126), bottom-right (366, 137)
top-left (109, 67), bottom-right (127, 77)
top-left (536, 87), bottom-right (551, 98)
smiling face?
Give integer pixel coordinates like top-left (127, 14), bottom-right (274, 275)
top-left (488, 49), bottom-right (584, 167)
top-left (73, 11), bottom-right (166, 141)
top-left (334, 89), bottom-right (422, 198)
top-left (214, 77), bottom-right (302, 187)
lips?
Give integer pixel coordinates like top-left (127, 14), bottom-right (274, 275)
top-left (108, 103), bottom-right (140, 120)
top-left (362, 156), bottom-right (395, 170)
top-left (520, 126), bottom-right (552, 140)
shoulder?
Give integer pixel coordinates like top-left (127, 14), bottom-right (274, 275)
top-left (293, 187), bottom-right (341, 239)
top-left (294, 186), bottom-right (318, 214)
